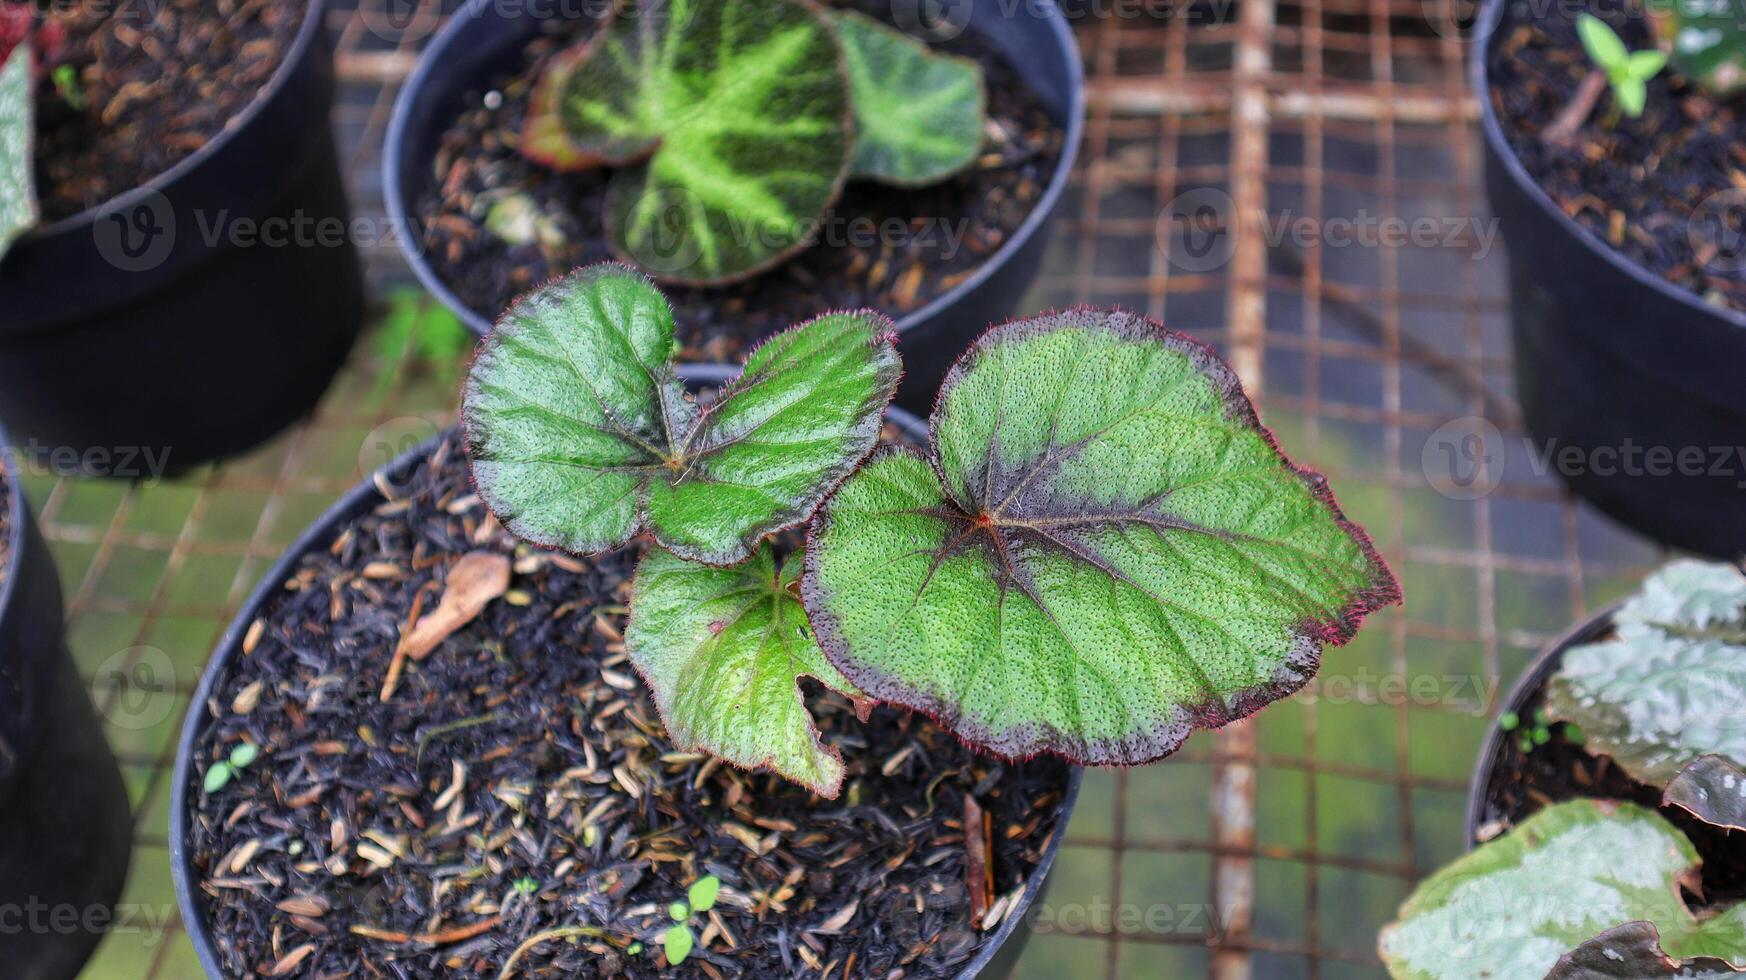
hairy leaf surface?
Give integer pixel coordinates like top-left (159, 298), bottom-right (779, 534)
top-left (557, 0), bottom-right (850, 284)
top-left (1545, 560), bottom-right (1746, 793)
top-left (1, 38), bottom-right (35, 257)
top-left (803, 310), bottom-right (1400, 765)
top-left (627, 545), bottom-right (864, 796)
top-left (1647, 0), bottom-right (1746, 95)
top-left (835, 10), bottom-right (984, 186)
top-left (464, 264), bottom-right (899, 565)
top-left (1379, 800), bottom-right (1746, 979)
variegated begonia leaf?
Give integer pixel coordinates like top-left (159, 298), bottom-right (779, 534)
top-left (463, 264), bottom-right (899, 566)
top-left (1379, 799), bottom-right (1746, 980)
top-left (1544, 561), bottom-right (1746, 808)
top-left (802, 310), bottom-right (1400, 765)
top-left (1664, 754), bottom-right (1746, 831)
top-left (1, 35), bottom-right (36, 258)
top-left (627, 543), bottom-right (866, 797)
top-left (555, 0), bottom-right (851, 284)
top-left (1646, 0), bottom-right (1746, 96)
top-left (834, 9), bottom-right (985, 186)
top-left (1547, 921), bottom-right (1745, 980)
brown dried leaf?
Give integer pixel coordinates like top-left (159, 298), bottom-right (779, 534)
top-left (402, 552), bottom-right (512, 661)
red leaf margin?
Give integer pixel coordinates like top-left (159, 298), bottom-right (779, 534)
top-left (800, 305), bottom-right (1404, 768)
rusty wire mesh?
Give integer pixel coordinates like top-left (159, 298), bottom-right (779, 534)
top-left (37, 1), bottom-right (1669, 977)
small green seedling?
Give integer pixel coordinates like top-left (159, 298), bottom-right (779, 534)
top-left (520, 0), bottom-right (986, 284)
top-left (1497, 707), bottom-right (1576, 754)
top-left (660, 875), bottom-right (720, 966)
top-left (464, 263), bottom-right (1400, 797)
top-left (203, 741), bottom-right (260, 793)
top-left (51, 62), bottom-right (79, 110)
top-left (1577, 13), bottom-right (1669, 118)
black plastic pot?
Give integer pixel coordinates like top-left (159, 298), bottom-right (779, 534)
top-left (171, 365), bottom-right (1079, 978)
top-left (383, 0), bottom-right (1084, 412)
top-left (1473, 0), bottom-right (1746, 557)
top-left (0, 427), bottom-right (133, 980)
top-left (1463, 605), bottom-right (1615, 847)
top-left (0, 0), bottom-right (364, 475)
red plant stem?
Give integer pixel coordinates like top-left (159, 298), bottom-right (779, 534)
top-left (1544, 69), bottom-right (1609, 147)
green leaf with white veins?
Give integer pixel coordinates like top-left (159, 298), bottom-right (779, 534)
top-left (1379, 800), bottom-right (1746, 980)
top-left (1, 39), bottom-right (37, 257)
top-left (464, 264), bottom-right (900, 566)
top-left (802, 310), bottom-right (1400, 765)
top-left (1545, 560), bottom-right (1746, 795)
top-left (558, 0), bottom-right (851, 284)
top-left (628, 545), bottom-right (865, 796)
top-left (835, 10), bottom-right (985, 186)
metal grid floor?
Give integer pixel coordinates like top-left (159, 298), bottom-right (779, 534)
top-left (38, 0), bottom-right (1670, 977)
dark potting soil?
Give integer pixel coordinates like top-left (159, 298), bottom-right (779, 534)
top-left (1473, 639), bottom-right (1746, 912)
top-left (1488, 0), bottom-right (1746, 313)
top-left (183, 429), bottom-right (1072, 978)
top-left (415, 0), bottom-right (1065, 362)
top-left (28, 0), bottom-right (305, 222)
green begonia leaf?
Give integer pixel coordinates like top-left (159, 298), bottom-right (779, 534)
top-left (463, 264), bottom-right (899, 565)
top-left (1379, 800), bottom-right (1746, 979)
top-left (1646, 0), bottom-right (1746, 95)
top-left (802, 310), bottom-right (1400, 765)
top-left (557, 0), bottom-right (851, 284)
top-left (1, 39), bottom-right (36, 258)
top-left (1547, 921), bottom-right (1745, 979)
top-left (627, 545), bottom-right (865, 797)
top-left (1545, 561), bottom-right (1746, 798)
top-left (835, 10), bottom-right (985, 186)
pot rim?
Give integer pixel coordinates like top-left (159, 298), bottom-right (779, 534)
top-left (18, 0), bottom-right (332, 242)
top-left (381, 0), bottom-right (1086, 338)
top-left (0, 420), bottom-right (21, 632)
top-left (170, 367), bottom-right (1080, 979)
top-left (1461, 600), bottom-right (1621, 848)
top-left (1469, 0), bottom-right (1746, 336)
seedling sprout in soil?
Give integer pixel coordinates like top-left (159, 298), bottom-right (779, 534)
top-left (518, 0), bottom-right (987, 285)
top-left (462, 261), bottom-right (1401, 800)
top-left (201, 741), bottom-right (261, 794)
